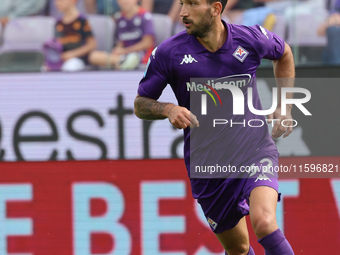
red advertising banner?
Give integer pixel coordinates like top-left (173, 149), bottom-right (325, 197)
top-left (0, 158), bottom-right (339, 255)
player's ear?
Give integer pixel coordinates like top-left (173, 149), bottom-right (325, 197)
top-left (211, 1), bottom-right (222, 17)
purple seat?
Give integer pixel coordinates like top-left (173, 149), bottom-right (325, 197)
top-left (48, 0), bottom-right (87, 18)
top-left (272, 14), bottom-right (287, 41)
top-left (0, 16), bottom-right (55, 72)
top-left (87, 14), bottom-right (115, 52)
top-left (286, 13), bottom-right (327, 46)
top-left (0, 23), bottom-right (2, 45)
top-left (1, 16), bottom-right (55, 53)
top-left (152, 14), bottom-right (173, 46)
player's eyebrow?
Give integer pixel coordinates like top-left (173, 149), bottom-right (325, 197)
top-left (180, 0), bottom-right (197, 4)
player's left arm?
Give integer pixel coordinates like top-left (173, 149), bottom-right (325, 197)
top-left (269, 42), bottom-right (295, 139)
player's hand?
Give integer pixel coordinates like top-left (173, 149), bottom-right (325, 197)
top-left (327, 13), bottom-right (340, 26)
top-left (267, 106), bottom-right (293, 139)
top-left (0, 17), bottom-right (9, 26)
top-left (167, 106), bottom-right (199, 129)
top-left (112, 46), bottom-right (126, 56)
top-left (61, 51), bottom-right (75, 61)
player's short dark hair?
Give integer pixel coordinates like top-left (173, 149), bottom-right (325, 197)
top-left (207, 0), bottom-right (228, 13)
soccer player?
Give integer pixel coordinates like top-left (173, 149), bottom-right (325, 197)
top-left (134, 0), bottom-right (295, 254)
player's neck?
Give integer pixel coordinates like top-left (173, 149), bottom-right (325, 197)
top-left (62, 7), bottom-right (80, 24)
top-left (196, 19), bottom-right (227, 53)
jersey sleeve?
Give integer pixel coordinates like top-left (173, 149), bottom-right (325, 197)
top-left (81, 19), bottom-right (94, 40)
top-left (138, 44), bottom-right (171, 100)
top-left (142, 12), bottom-right (155, 37)
top-left (54, 20), bottom-right (62, 39)
top-left (250, 25), bottom-right (285, 60)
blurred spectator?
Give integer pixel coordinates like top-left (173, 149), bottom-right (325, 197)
top-left (140, 0), bottom-right (181, 22)
top-left (318, 0), bottom-right (340, 36)
top-left (89, 0), bottom-right (154, 70)
top-left (223, 0), bottom-right (277, 31)
top-left (284, 0), bottom-right (326, 21)
top-left (318, 0), bottom-right (340, 64)
top-left (0, 0), bottom-right (47, 26)
top-left (47, 0), bottom-right (87, 17)
top-left (46, 0), bottom-right (96, 71)
top-left (84, 0), bottom-right (120, 15)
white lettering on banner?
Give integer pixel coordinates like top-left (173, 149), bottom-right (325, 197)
top-left (276, 180), bottom-right (300, 233)
top-left (141, 181), bottom-right (186, 255)
top-left (0, 184), bottom-right (33, 255)
top-left (194, 202), bottom-right (210, 229)
top-left (0, 72), bottom-right (182, 161)
top-left (73, 183), bottom-right (131, 255)
top-left (331, 180), bottom-right (340, 219)
top-left (194, 247), bottom-right (224, 255)
top-left (193, 204), bottom-right (225, 254)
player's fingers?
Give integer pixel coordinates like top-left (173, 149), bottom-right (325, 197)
top-left (278, 119), bottom-right (290, 137)
top-left (172, 120), bottom-right (188, 129)
top-left (190, 112), bottom-right (199, 128)
top-left (283, 125), bottom-right (293, 138)
top-left (335, 15), bottom-right (340, 23)
top-left (181, 109), bottom-right (197, 128)
top-left (178, 114), bottom-right (191, 129)
top-left (272, 119), bottom-right (288, 138)
top-left (267, 113), bottom-right (273, 123)
top-left (277, 127), bottom-right (287, 138)
top-left (169, 118), bottom-right (182, 129)
top-left (168, 107), bottom-right (191, 129)
top-left (271, 119), bottom-right (280, 138)
top-left (169, 114), bottom-right (186, 129)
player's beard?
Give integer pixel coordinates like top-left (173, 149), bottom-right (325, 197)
top-left (183, 8), bottom-right (213, 38)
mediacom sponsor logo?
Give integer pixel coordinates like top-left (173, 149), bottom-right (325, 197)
top-left (186, 74), bottom-right (252, 92)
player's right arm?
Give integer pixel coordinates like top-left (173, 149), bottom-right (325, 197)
top-left (134, 95), bottom-right (199, 129)
top-left (135, 44), bottom-right (199, 129)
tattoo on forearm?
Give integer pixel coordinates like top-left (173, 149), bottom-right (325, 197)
top-left (135, 97), bottom-right (170, 120)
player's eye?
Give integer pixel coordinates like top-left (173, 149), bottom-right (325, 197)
top-left (190, 2), bottom-right (197, 5)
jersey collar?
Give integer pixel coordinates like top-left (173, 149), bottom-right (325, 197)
top-left (190, 19), bottom-right (232, 53)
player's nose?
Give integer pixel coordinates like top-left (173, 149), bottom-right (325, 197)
top-left (180, 4), bottom-right (189, 17)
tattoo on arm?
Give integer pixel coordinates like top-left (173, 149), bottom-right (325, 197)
top-left (134, 96), bottom-right (172, 120)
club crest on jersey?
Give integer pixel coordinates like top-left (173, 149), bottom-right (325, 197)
top-left (233, 46), bottom-right (249, 62)
top-left (207, 217), bottom-right (218, 230)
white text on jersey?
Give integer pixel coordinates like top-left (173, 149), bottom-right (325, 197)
top-left (180, 54), bottom-right (198, 65)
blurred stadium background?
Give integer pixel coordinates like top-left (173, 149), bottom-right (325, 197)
top-left (0, 0), bottom-right (339, 254)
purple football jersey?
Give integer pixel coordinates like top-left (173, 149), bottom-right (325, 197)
top-left (138, 21), bottom-right (285, 198)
